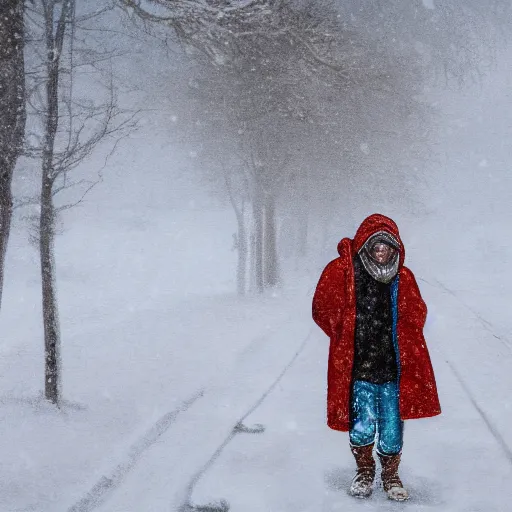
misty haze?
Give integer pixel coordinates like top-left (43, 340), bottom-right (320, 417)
top-left (0, 1), bottom-right (511, 511)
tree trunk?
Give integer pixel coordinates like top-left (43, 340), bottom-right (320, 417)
top-left (297, 198), bottom-right (308, 258)
top-left (252, 190), bottom-right (264, 293)
top-left (41, 76), bottom-right (61, 404)
top-left (0, 181), bottom-right (14, 311)
top-left (235, 204), bottom-right (247, 296)
top-left (40, 3), bottom-right (68, 405)
top-left (297, 214), bottom-right (308, 257)
top-left (40, 182), bottom-right (60, 405)
top-left (223, 167), bottom-right (248, 296)
top-left (0, 0), bottom-right (26, 311)
top-left (263, 193), bottom-right (279, 287)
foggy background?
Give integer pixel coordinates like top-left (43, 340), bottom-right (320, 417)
top-left (0, 1), bottom-right (511, 510)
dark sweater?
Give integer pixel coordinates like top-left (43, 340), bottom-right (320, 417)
top-left (352, 254), bottom-right (398, 384)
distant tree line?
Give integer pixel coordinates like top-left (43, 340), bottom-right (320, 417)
top-left (0, 0), bottom-right (509, 404)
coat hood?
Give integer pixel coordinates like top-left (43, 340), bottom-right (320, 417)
top-left (337, 213), bottom-right (405, 270)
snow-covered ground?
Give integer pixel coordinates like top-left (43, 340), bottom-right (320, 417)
top-left (2, 52), bottom-right (512, 512)
top-left (2, 202), bottom-right (512, 512)
top-left (191, 277), bottom-right (512, 512)
top-left (0, 203), bottom-right (307, 511)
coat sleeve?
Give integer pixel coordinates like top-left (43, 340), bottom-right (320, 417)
top-left (400, 267), bottom-right (427, 331)
top-left (312, 258), bottom-right (347, 338)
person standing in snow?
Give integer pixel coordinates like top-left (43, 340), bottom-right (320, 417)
top-left (312, 213), bottom-right (441, 501)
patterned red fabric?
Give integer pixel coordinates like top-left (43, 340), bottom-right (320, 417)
top-left (312, 214), bottom-right (441, 431)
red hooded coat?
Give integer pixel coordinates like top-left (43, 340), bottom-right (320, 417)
top-left (312, 214), bottom-right (441, 431)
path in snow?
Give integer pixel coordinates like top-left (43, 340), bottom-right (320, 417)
top-left (0, 284), bottom-right (310, 512)
top-left (63, 295), bottom-right (313, 512)
top-left (66, 277), bottom-right (512, 512)
top-left (191, 279), bottom-right (512, 512)
top-left (68, 391), bottom-right (204, 512)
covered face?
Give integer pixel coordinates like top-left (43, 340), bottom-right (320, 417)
top-left (369, 241), bottom-right (397, 265)
top-left (359, 230), bottom-right (401, 283)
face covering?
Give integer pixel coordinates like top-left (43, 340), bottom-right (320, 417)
top-left (358, 231), bottom-right (400, 283)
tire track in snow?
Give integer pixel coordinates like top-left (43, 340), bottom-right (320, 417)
top-left (419, 276), bottom-right (512, 467)
top-left (66, 390), bottom-right (204, 512)
top-left (178, 328), bottom-right (313, 512)
top-left (65, 305), bottom-right (304, 512)
top-left (419, 277), bottom-right (512, 351)
top-left (446, 360), bottom-right (512, 467)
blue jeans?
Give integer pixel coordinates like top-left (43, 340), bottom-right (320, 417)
top-left (349, 380), bottom-right (403, 455)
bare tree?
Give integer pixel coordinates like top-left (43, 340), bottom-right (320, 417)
top-left (0, 0), bottom-right (26, 311)
top-left (130, 0), bottom-right (360, 292)
top-left (337, 0), bottom-right (512, 86)
top-left (24, 0), bottom-right (136, 405)
top-left (120, 0), bottom-right (509, 293)
top-left (223, 163), bottom-right (250, 295)
top-left (182, 0), bottom-right (429, 293)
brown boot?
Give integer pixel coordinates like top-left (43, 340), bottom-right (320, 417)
top-left (378, 452), bottom-right (409, 501)
top-left (349, 443), bottom-right (376, 498)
